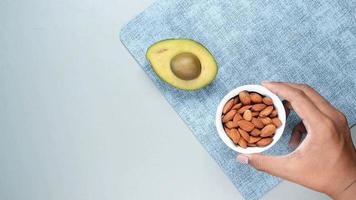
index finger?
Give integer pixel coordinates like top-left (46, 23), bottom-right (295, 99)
top-left (262, 81), bottom-right (327, 126)
top-left (282, 83), bottom-right (343, 121)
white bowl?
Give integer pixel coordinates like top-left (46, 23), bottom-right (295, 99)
top-left (215, 85), bottom-right (286, 154)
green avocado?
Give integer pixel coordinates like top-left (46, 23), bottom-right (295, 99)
top-left (146, 39), bottom-right (218, 90)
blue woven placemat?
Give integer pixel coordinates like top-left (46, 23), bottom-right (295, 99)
top-left (120, 0), bottom-right (356, 199)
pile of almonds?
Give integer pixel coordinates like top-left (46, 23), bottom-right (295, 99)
top-left (221, 91), bottom-right (282, 148)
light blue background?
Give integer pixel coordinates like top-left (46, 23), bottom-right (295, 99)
top-left (0, 0), bottom-right (354, 199)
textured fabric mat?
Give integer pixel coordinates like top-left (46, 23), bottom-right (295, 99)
top-left (120, 0), bottom-right (356, 199)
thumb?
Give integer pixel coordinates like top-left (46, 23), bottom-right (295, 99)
top-left (237, 153), bottom-right (292, 178)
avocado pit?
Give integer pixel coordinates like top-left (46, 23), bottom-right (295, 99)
top-left (170, 52), bottom-right (202, 80)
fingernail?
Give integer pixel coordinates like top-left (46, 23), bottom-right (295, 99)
top-left (237, 155), bottom-right (249, 164)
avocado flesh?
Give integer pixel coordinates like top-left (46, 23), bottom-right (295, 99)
top-left (146, 39), bottom-right (218, 90)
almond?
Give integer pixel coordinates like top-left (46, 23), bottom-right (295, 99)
top-left (232, 113), bottom-right (242, 123)
top-left (243, 110), bottom-right (252, 121)
top-left (261, 124), bottom-right (277, 137)
top-left (252, 118), bottom-right (264, 129)
top-left (224, 127), bottom-right (230, 136)
top-left (251, 112), bottom-right (259, 117)
top-left (250, 128), bottom-right (261, 136)
top-left (270, 109), bottom-right (278, 118)
top-left (234, 96), bottom-right (240, 104)
top-left (225, 128), bottom-right (240, 144)
top-left (223, 98), bottom-right (235, 114)
top-left (257, 138), bottom-right (273, 146)
top-left (248, 143), bottom-right (257, 147)
top-left (222, 109), bottom-right (237, 123)
top-left (231, 103), bottom-right (242, 110)
top-left (239, 91), bottom-right (251, 105)
top-left (249, 136), bottom-right (262, 143)
top-left (259, 106), bottom-right (274, 117)
top-left (260, 117), bottom-right (273, 125)
top-left (238, 105), bottom-right (252, 114)
top-left (250, 93), bottom-right (263, 103)
top-left (263, 97), bottom-right (273, 105)
top-left (272, 117), bottom-right (282, 127)
top-left (237, 120), bottom-right (255, 132)
top-left (225, 121), bottom-right (239, 128)
top-left (221, 92), bottom-right (281, 149)
top-left (251, 103), bottom-right (267, 111)
top-left (238, 137), bottom-right (248, 149)
top-left (238, 128), bottom-right (250, 142)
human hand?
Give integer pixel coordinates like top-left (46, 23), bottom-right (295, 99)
top-left (236, 82), bottom-right (356, 199)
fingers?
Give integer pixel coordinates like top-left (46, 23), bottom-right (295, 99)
top-left (283, 100), bottom-right (292, 117)
top-left (262, 81), bottom-right (326, 127)
top-left (282, 83), bottom-right (340, 119)
top-left (289, 122), bottom-right (306, 148)
top-left (237, 154), bottom-right (294, 179)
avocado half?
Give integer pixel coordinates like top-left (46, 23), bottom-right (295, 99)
top-left (146, 39), bottom-right (218, 90)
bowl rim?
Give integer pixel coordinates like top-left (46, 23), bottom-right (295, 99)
top-left (215, 84), bottom-right (286, 154)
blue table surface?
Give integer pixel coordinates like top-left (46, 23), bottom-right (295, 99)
top-left (1, 0), bottom-right (354, 199)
